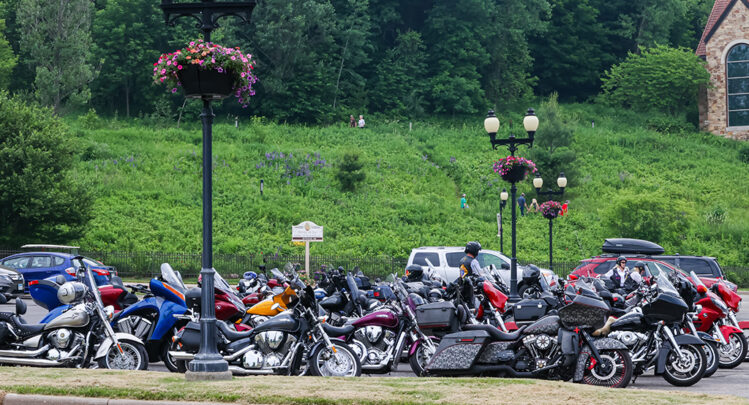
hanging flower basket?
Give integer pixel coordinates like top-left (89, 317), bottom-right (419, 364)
top-left (540, 200), bottom-right (563, 219)
top-left (492, 156), bottom-right (537, 183)
top-left (153, 39), bottom-right (257, 107)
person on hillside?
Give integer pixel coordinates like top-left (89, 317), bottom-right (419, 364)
top-left (349, 115), bottom-right (356, 128)
top-left (517, 193), bottom-right (527, 216)
top-left (358, 115), bottom-right (365, 128)
top-left (561, 200), bottom-right (569, 216)
top-left (460, 193), bottom-right (469, 209)
top-left (528, 198), bottom-right (540, 213)
top-left (604, 256), bottom-right (630, 290)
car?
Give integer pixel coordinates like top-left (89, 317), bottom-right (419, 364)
top-left (0, 265), bottom-right (24, 299)
top-left (0, 246), bottom-right (114, 289)
top-left (406, 246), bottom-right (559, 288)
top-left (570, 238), bottom-right (737, 291)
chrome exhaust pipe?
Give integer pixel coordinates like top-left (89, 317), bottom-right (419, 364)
top-left (228, 366), bottom-right (274, 375)
top-left (0, 345), bottom-right (50, 358)
top-left (0, 356), bottom-right (63, 367)
top-left (169, 346), bottom-right (252, 362)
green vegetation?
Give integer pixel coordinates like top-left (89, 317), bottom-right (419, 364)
top-left (33, 101), bottom-right (747, 271)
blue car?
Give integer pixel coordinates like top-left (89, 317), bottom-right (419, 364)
top-left (0, 252), bottom-right (113, 288)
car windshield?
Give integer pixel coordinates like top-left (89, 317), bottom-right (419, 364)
top-left (160, 263), bottom-right (186, 293)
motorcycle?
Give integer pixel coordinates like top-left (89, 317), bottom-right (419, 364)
top-left (597, 274), bottom-right (707, 386)
top-left (0, 256), bottom-right (148, 370)
top-left (426, 291), bottom-right (634, 388)
top-left (171, 285), bottom-right (362, 377)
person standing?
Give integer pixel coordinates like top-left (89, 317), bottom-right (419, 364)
top-left (460, 193), bottom-right (469, 209)
top-left (561, 200), bottom-right (569, 216)
top-left (349, 115), bottom-right (356, 128)
top-left (604, 256), bottom-right (630, 290)
top-left (358, 115), bottom-right (365, 128)
top-left (517, 193), bottom-right (527, 216)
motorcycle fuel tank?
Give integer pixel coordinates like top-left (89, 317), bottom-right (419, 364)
top-left (253, 312), bottom-right (300, 334)
top-left (352, 309), bottom-right (398, 329)
top-left (44, 305), bottom-right (89, 330)
top-left (610, 312), bottom-right (646, 331)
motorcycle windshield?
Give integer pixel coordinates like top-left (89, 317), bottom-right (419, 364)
top-left (690, 271), bottom-right (707, 290)
top-left (271, 268), bottom-right (286, 283)
top-left (160, 263), bottom-right (187, 294)
top-left (655, 273), bottom-right (679, 295)
top-left (215, 271), bottom-right (246, 311)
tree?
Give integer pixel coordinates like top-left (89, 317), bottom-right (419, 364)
top-left (0, 18), bottom-right (16, 90)
top-left (527, 93), bottom-right (577, 194)
top-left (0, 92), bottom-right (91, 243)
top-left (330, 0), bottom-right (373, 111)
top-left (336, 152), bottom-right (366, 192)
top-left (17, 0), bottom-right (95, 113)
top-left (370, 30), bottom-right (427, 117)
top-left (600, 45), bottom-right (710, 115)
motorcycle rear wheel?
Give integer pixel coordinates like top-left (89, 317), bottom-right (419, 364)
top-left (581, 348), bottom-right (633, 388)
top-left (718, 332), bottom-right (748, 369)
top-left (97, 339), bottom-right (148, 370)
top-left (310, 342), bottom-right (361, 377)
top-left (663, 344), bottom-right (706, 387)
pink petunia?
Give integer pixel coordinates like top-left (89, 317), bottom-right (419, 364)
top-left (161, 69), bottom-right (166, 74)
top-left (177, 65), bottom-right (182, 70)
top-left (172, 88), bottom-right (177, 93)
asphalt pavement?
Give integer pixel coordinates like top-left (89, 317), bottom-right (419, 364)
top-left (2, 296), bottom-right (749, 398)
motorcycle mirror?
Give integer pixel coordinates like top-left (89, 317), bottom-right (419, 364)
top-left (110, 276), bottom-right (125, 287)
top-left (271, 303), bottom-right (281, 311)
top-left (0, 295), bottom-right (6, 305)
top-left (501, 262), bottom-right (510, 270)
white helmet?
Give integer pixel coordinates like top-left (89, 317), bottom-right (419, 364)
top-left (57, 282), bottom-right (86, 304)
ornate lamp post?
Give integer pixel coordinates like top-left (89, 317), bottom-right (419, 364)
top-left (499, 188), bottom-right (508, 254)
top-left (533, 173), bottom-right (567, 272)
top-left (484, 109), bottom-right (539, 302)
top-left (159, 0), bottom-right (257, 380)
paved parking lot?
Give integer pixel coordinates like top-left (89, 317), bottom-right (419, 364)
top-left (2, 296), bottom-right (749, 398)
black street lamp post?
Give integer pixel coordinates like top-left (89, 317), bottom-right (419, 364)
top-left (533, 173), bottom-right (567, 272)
top-left (160, 0), bottom-right (257, 380)
top-left (499, 188), bottom-right (508, 254)
top-left (484, 109), bottom-right (539, 302)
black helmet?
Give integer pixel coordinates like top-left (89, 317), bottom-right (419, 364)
top-left (616, 256), bottom-right (627, 265)
top-left (633, 261), bottom-right (646, 270)
top-left (465, 241), bottom-right (482, 256)
top-left (405, 264), bottom-right (424, 280)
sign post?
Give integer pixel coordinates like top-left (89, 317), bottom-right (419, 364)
top-left (292, 221), bottom-right (323, 274)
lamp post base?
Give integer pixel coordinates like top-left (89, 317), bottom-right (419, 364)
top-left (185, 370), bottom-right (233, 381)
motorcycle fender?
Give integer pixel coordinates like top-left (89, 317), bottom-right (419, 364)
top-left (150, 301), bottom-right (187, 342)
top-left (654, 335), bottom-right (703, 375)
top-left (673, 333), bottom-right (705, 346)
top-left (696, 331), bottom-right (720, 344)
top-left (719, 325), bottom-right (743, 343)
top-left (94, 333), bottom-right (144, 360)
top-left (408, 336), bottom-right (436, 356)
top-left (309, 338), bottom-right (348, 357)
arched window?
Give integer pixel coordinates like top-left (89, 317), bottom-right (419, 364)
top-left (727, 43), bottom-right (749, 127)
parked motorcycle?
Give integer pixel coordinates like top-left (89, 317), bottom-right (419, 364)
top-left (0, 256), bottom-right (148, 370)
top-left (171, 285), bottom-right (362, 377)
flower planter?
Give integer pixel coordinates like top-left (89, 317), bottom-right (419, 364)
top-left (501, 165), bottom-right (528, 183)
top-left (543, 211), bottom-right (559, 220)
top-left (177, 65), bottom-right (234, 100)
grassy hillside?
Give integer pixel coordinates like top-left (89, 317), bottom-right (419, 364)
top-left (61, 104), bottom-right (749, 268)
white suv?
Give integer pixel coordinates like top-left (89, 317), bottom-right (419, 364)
top-left (406, 246), bottom-right (558, 288)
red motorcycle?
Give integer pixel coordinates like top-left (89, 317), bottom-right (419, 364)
top-left (690, 271), bottom-right (747, 368)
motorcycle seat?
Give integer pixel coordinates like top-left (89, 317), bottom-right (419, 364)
top-left (216, 321), bottom-right (253, 341)
top-left (11, 316), bottom-right (45, 338)
top-left (463, 323), bottom-right (527, 341)
top-left (322, 323), bottom-right (355, 337)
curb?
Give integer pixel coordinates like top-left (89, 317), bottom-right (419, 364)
top-left (2, 394), bottom-right (228, 405)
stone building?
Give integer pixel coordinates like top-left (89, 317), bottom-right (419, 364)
top-left (697, 0), bottom-right (749, 140)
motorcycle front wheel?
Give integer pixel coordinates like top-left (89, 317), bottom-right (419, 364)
top-left (309, 342), bottom-right (361, 377)
top-left (718, 332), bottom-right (748, 369)
top-left (97, 339), bottom-right (148, 370)
top-left (663, 344), bottom-right (706, 386)
top-left (703, 341), bottom-right (719, 377)
top-left (409, 338), bottom-right (439, 377)
top-left (581, 348), bottom-right (633, 388)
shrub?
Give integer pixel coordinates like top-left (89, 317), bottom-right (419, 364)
top-left (602, 192), bottom-right (693, 247)
top-left (336, 152), bottom-right (366, 192)
top-left (646, 115), bottom-right (695, 134)
top-left (78, 108), bottom-right (102, 129)
top-left (739, 145), bottom-right (749, 164)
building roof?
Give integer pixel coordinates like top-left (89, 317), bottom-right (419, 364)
top-left (696, 0), bottom-right (749, 57)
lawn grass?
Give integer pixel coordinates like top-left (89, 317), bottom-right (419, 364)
top-left (0, 367), bottom-right (745, 405)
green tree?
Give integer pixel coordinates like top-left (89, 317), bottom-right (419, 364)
top-left (336, 152), bottom-right (366, 192)
top-left (0, 92), bottom-right (91, 242)
top-left (602, 192), bottom-right (693, 247)
top-left (330, 0), bottom-right (373, 111)
top-left (370, 31), bottom-right (427, 117)
top-left (17, 0), bottom-right (95, 113)
top-left (0, 18), bottom-right (16, 89)
top-left (528, 93), bottom-right (576, 193)
top-left (600, 45), bottom-right (710, 115)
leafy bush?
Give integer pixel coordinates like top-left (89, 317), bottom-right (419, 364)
top-left (336, 152), bottom-right (366, 192)
top-left (602, 192), bottom-right (693, 247)
top-left (78, 108), bottom-right (102, 129)
top-left (740, 145), bottom-right (749, 164)
top-left (646, 115), bottom-right (695, 134)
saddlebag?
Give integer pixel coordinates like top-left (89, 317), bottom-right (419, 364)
top-left (513, 299), bottom-right (548, 324)
top-left (0, 322), bottom-right (9, 343)
top-left (179, 322), bottom-right (202, 352)
top-left (415, 301), bottom-right (458, 331)
top-left (427, 330), bottom-right (490, 372)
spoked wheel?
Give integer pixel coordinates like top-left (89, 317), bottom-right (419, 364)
top-left (310, 342), bottom-right (361, 377)
top-left (703, 341), bottom-right (719, 377)
top-left (581, 349), bottom-right (633, 388)
top-left (162, 339), bottom-right (183, 373)
top-left (663, 344), bottom-right (706, 386)
top-left (409, 338), bottom-right (439, 377)
top-left (718, 333), bottom-right (748, 369)
top-left (97, 339), bottom-right (148, 370)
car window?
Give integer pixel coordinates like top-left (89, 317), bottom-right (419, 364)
top-left (445, 252), bottom-right (464, 267)
top-left (53, 256), bottom-right (65, 266)
top-left (596, 262), bottom-right (616, 275)
top-left (72, 258), bottom-right (103, 268)
top-left (3, 257), bottom-right (30, 268)
top-left (412, 253), bottom-right (440, 267)
top-left (651, 262), bottom-right (673, 277)
top-left (675, 258), bottom-right (713, 276)
top-left (30, 256), bottom-right (52, 268)
top-left (477, 253), bottom-right (507, 268)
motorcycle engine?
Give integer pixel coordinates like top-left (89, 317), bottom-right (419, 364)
top-left (242, 332), bottom-right (297, 369)
top-left (609, 331), bottom-right (647, 347)
top-left (522, 334), bottom-right (559, 371)
top-left (48, 329), bottom-right (72, 349)
top-left (353, 327), bottom-right (396, 366)
top-left (46, 331), bottom-right (84, 361)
